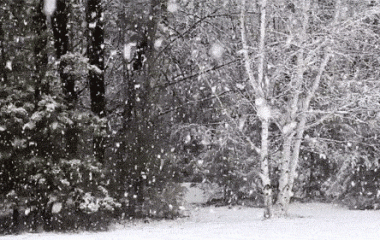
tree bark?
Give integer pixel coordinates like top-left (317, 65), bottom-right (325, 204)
top-left (260, 119), bottom-right (272, 218)
top-left (120, 2), bottom-right (135, 127)
top-left (11, 207), bottom-right (19, 233)
top-left (272, 0), bottom-right (334, 217)
top-left (287, 53), bottom-right (331, 199)
top-left (0, 21), bottom-right (7, 83)
top-left (240, 0), bottom-right (272, 218)
top-left (257, 0), bottom-right (272, 218)
top-left (33, 0), bottom-right (49, 108)
top-left (275, 133), bottom-right (294, 216)
top-left (273, 0), bottom-right (310, 217)
top-left (52, 0), bottom-right (78, 159)
top-left (87, 0), bottom-right (105, 162)
top-left (52, 0), bottom-right (76, 102)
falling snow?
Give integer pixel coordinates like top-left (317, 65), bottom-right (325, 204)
top-left (236, 83), bottom-right (245, 90)
top-left (167, 0), bottom-right (179, 13)
top-left (43, 0), bottom-right (57, 16)
top-left (5, 61), bottom-right (12, 71)
top-left (89, 22), bottom-right (96, 29)
top-left (1, 0), bottom-right (380, 238)
top-left (154, 38), bottom-right (163, 49)
top-left (110, 50), bottom-right (117, 56)
top-left (209, 43), bottom-right (225, 60)
top-left (123, 42), bottom-right (136, 60)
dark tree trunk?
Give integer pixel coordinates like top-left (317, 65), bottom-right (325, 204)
top-left (113, 0), bottom-right (163, 214)
top-left (0, 21), bottom-right (7, 83)
top-left (52, 0), bottom-right (76, 102)
top-left (120, 7), bottom-right (135, 127)
top-left (11, 207), bottom-right (19, 233)
top-left (32, 0), bottom-right (48, 108)
top-left (87, 0), bottom-right (105, 162)
top-left (52, 0), bottom-right (78, 158)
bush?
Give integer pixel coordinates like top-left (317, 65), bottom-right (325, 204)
top-left (293, 151), bottom-right (338, 201)
top-left (142, 181), bottom-right (186, 218)
top-left (341, 160), bottom-right (380, 210)
top-left (170, 123), bottom-right (264, 207)
top-left (0, 157), bottom-right (120, 233)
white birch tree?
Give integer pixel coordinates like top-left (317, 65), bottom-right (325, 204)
top-left (239, 0), bottom-right (380, 217)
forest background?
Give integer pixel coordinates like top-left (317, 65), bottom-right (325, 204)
top-left (1, 0), bottom-right (380, 233)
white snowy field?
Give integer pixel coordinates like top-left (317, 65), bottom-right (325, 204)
top-left (1, 203), bottom-right (379, 240)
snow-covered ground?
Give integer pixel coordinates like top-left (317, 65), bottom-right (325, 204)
top-left (1, 203), bottom-right (379, 240)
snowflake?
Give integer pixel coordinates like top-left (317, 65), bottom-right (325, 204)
top-left (43, 0), bottom-right (57, 16)
top-left (210, 43), bottom-right (225, 59)
top-left (154, 38), bottom-right (163, 49)
top-left (168, 0), bottom-right (179, 13)
top-left (123, 42), bottom-right (136, 60)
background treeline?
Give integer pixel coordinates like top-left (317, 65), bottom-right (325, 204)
top-left (1, 0), bottom-right (380, 233)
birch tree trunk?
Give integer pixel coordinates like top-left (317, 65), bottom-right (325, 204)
top-left (241, 0), bottom-right (336, 218)
top-left (286, 0), bottom-right (342, 198)
top-left (240, 0), bottom-right (272, 218)
top-left (287, 53), bottom-right (331, 198)
top-left (273, 0), bottom-right (334, 217)
top-left (273, 0), bottom-right (310, 217)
